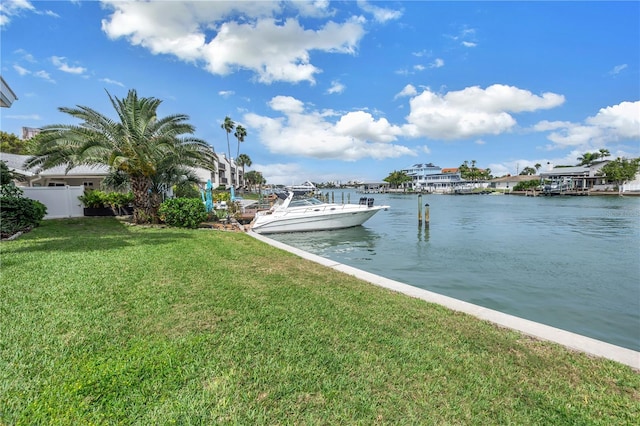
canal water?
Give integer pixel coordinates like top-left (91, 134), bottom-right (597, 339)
top-left (268, 191), bottom-right (640, 351)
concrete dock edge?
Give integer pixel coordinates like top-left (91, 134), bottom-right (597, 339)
top-left (248, 231), bottom-right (640, 370)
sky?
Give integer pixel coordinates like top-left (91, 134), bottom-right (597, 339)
top-left (1, 0), bottom-right (639, 185)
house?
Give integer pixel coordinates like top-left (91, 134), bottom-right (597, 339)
top-left (540, 161), bottom-right (640, 193)
top-left (1, 153), bottom-right (110, 188)
top-left (356, 182), bottom-right (389, 193)
top-left (489, 175), bottom-right (539, 192)
top-left (401, 162), bottom-right (466, 193)
top-left (2, 151), bottom-right (244, 191)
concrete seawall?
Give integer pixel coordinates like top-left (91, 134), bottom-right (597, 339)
top-left (248, 231), bottom-right (639, 370)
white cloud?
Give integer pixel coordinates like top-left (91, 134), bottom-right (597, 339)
top-left (446, 26), bottom-right (478, 48)
top-left (218, 90), bottom-right (235, 98)
top-left (100, 77), bottom-right (125, 87)
top-left (586, 101), bottom-right (640, 139)
top-left (413, 64), bottom-right (425, 72)
top-left (609, 64), bottom-right (627, 75)
top-left (430, 58), bottom-right (444, 68)
top-left (13, 64), bottom-right (29, 75)
top-left (101, 1), bottom-right (366, 84)
top-left (244, 96), bottom-right (413, 161)
top-left (403, 84), bottom-right (565, 139)
top-left (357, 0), bottom-right (402, 23)
top-left (0, 0), bottom-right (34, 27)
top-left (14, 49), bottom-right (36, 62)
top-left (51, 56), bottom-right (86, 74)
top-left (249, 162), bottom-right (307, 186)
top-left (327, 80), bottom-right (345, 94)
top-left (335, 111), bottom-right (403, 143)
top-left (394, 84), bottom-right (417, 99)
top-left (534, 101), bottom-right (640, 150)
top-left (34, 70), bottom-right (55, 83)
top-left (3, 113), bottom-right (41, 120)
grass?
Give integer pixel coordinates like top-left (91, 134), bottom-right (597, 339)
top-left (1, 218), bottom-right (638, 425)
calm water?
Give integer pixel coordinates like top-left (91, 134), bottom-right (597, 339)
top-left (268, 191), bottom-right (640, 351)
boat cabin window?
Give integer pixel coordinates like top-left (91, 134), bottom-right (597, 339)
top-left (289, 196), bottom-right (325, 208)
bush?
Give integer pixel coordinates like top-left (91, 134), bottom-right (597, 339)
top-left (158, 198), bottom-right (207, 228)
top-left (174, 183), bottom-right (201, 199)
top-left (0, 193), bottom-right (47, 238)
top-left (79, 190), bottom-right (133, 212)
top-left (78, 190), bottom-right (108, 208)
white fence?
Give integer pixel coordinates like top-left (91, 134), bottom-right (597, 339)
top-left (22, 186), bottom-right (85, 219)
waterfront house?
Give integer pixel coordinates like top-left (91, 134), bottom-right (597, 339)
top-left (401, 163), bottom-right (466, 193)
top-left (2, 152), bottom-right (110, 188)
top-left (489, 175), bottom-right (539, 192)
top-left (540, 161), bottom-right (640, 193)
top-left (1, 151), bottom-right (243, 191)
top-left (356, 182), bottom-right (390, 193)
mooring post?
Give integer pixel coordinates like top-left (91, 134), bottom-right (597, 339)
top-left (341, 192), bottom-right (344, 204)
top-left (424, 203), bottom-right (430, 228)
top-left (331, 192), bottom-right (335, 203)
top-left (347, 193), bottom-right (350, 203)
top-left (418, 194), bottom-right (423, 226)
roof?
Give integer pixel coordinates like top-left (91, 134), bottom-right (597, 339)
top-left (539, 161), bottom-right (609, 178)
top-left (1, 153), bottom-right (110, 177)
top-left (441, 168), bottom-right (459, 174)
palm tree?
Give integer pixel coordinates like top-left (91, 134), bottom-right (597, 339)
top-left (25, 89), bottom-right (215, 224)
top-left (383, 170), bottom-right (411, 190)
top-left (245, 170), bottom-right (265, 192)
top-left (534, 163), bottom-right (541, 173)
top-left (221, 116), bottom-right (235, 160)
top-left (519, 166), bottom-right (537, 176)
top-left (599, 148), bottom-right (611, 160)
top-left (577, 152), bottom-right (600, 166)
top-left (234, 125), bottom-right (247, 159)
top-left (236, 153), bottom-right (252, 190)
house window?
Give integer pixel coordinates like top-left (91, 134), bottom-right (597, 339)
top-left (83, 181), bottom-right (94, 187)
top-left (48, 182), bottom-right (65, 187)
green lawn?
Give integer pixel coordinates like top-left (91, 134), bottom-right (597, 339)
top-left (1, 218), bottom-right (638, 424)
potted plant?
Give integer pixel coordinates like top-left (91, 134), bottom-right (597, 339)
top-left (79, 190), bottom-right (113, 216)
top-left (79, 190), bottom-right (136, 216)
top-left (105, 191), bottom-right (134, 216)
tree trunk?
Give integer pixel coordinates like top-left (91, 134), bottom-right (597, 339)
top-left (149, 191), bottom-right (163, 223)
top-left (130, 175), bottom-right (152, 224)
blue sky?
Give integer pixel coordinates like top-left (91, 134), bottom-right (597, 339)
top-left (1, 1), bottom-right (639, 185)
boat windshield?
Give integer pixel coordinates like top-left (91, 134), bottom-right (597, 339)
top-left (288, 196), bottom-right (326, 208)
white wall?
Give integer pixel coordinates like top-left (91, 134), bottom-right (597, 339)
top-left (22, 186), bottom-right (85, 219)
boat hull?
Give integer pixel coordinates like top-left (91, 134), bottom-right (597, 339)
top-left (251, 206), bottom-right (385, 234)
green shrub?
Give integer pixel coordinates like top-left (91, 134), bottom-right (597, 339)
top-left (174, 182), bottom-right (201, 199)
top-left (104, 191), bottom-right (134, 208)
top-left (78, 190), bottom-right (108, 208)
top-left (158, 198), bottom-right (207, 228)
top-left (79, 190), bottom-right (133, 211)
top-left (513, 180), bottom-right (541, 191)
top-left (0, 194), bottom-right (47, 238)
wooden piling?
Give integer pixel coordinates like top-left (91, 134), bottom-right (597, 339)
top-left (418, 194), bottom-right (423, 226)
top-left (424, 203), bottom-right (430, 228)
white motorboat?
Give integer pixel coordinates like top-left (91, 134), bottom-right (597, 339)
top-left (251, 192), bottom-right (389, 234)
top-left (286, 181), bottom-right (318, 195)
